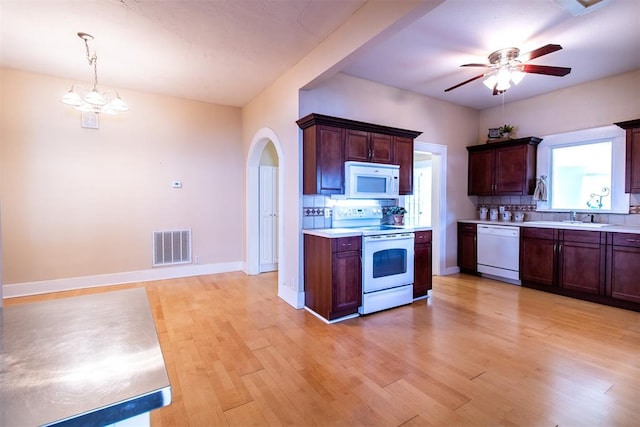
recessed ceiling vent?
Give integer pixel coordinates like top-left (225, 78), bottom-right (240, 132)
top-left (153, 229), bottom-right (192, 267)
top-left (553, 0), bottom-right (612, 16)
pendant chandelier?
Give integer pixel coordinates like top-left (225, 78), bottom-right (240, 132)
top-left (61, 32), bottom-right (128, 115)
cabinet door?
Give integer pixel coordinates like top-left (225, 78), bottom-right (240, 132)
top-left (609, 234), bottom-right (640, 303)
top-left (315, 126), bottom-right (344, 194)
top-left (414, 244), bottom-right (432, 298)
top-left (345, 129), bottom-right (370, 162)
top-left (626, 128), bottom-right (640, 193)
top-left (331, 250), bottom-right (362, 318)
top-left (468, 150), bottom-right (494, 196)
top-left (457, 223), bottom-right (477, 272)
top-left (558, 241), bottom-right (604, 295)
top-left (370, 133), bottom-right (393, 164)
top-left (520, 229), bottom-right (556, 287)
top-left (394, 136), bottom-right (414, 195)
top-left (494, 144), bottom-right (528, 195)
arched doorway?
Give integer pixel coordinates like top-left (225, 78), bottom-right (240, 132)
top-left (245, 128), bottom-right (284, 280)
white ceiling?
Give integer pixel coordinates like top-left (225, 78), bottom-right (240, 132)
top-left (1, 0), bottom-right (638, 110)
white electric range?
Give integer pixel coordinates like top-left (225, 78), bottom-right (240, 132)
top-left (332, 205), bottom-right (415, 314)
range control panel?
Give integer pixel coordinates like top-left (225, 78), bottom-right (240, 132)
top-left (333, 206), bottom-right (383, 221)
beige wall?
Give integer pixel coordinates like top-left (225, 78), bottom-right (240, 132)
top-left (300, 72), bottom-right (479, 272)
top-left (242, 0), bottom-right (441, 307)
top-left (478, 70), bottom-right (640, 144)
top-left (1, 68), bottom-right (243, 285)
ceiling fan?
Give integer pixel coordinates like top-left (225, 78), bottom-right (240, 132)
top-left (444, 44), bottom-right (572, 95)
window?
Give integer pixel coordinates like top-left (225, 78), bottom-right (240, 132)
top-left (550, 140), bottom-right (612, 210)
top-left (537, 125), bottom-right (628, 213)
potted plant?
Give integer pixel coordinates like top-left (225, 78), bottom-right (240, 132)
top-left (388, 206), bottom-right (407, 225)
top-left (499, 124), bottom-right (514, 139)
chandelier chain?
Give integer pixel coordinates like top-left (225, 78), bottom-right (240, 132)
top-left (82, 38), bottom-right (99, 90)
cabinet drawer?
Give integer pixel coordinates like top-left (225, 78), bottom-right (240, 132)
top-left (415, 230), bottom-right (432, 244)
top-left (611, 233), bottom-right (640, 248)
top-left (522, 227), bottom-right (554, 240)
top-left (458, 223), bottom-right (476, 233)
top-left (332, 236), bottom-right (361, 252)
top-left (562, 229), bottom-right (602, 244)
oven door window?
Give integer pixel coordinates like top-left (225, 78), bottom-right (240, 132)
top-left (372, 248), bottom-right (407, 278)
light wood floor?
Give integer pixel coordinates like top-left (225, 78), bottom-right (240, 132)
top-left (6, 272), bottom-right (640, 426)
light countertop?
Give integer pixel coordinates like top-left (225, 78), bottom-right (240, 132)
top-left (459, 219), bottom-right (640, 234)
top-left (0, 288), bottom-right (171, 426)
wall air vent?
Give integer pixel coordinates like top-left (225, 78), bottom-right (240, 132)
top-left (153, 229), bottom-right (192, 267)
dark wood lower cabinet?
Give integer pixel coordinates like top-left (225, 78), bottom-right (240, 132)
top-left (558, 230), bottom-right (606, 295)
top-left (520, 227), bottom-right (556, 287)
top-left (457, 222), bottom-right (477, 273)
top-left (413, 230), bottom-right (432, 299)
top-left (304, 234), bottom-right (362, 321)
top-left (520, 227), bottom-right (638, 311)
top-left (608, 233), bottom-right (640, 304)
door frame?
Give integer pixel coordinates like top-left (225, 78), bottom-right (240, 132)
top-left (414, 141), bottom-right (447, 276)
top-left (246, 128), bottom-right (284, 277)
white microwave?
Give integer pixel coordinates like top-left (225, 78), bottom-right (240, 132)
top-left (344, 161), bottom-right (400, 199)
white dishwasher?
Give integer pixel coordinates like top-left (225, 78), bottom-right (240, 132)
top-left (476, 224), bottom-right (520, 283)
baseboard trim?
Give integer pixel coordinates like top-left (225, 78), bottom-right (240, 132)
top-left (441, 266), bottom-right (461, 275)
top-left (278, 284), bottom-right (304, 309)
top-left (2, 262), bottom-right (244, 299)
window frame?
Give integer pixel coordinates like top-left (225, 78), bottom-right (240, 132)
top-left (536, 125), bottom-right (628, 214)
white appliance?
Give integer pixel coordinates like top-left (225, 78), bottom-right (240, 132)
top-left (476, 224), bottom-right (520, 283)
top-left (344, 161), bottom-right (400, 199)
top-left (360, 232), bottom-right (414, 314)
top-left (333, 205), bottom-right (414, 315)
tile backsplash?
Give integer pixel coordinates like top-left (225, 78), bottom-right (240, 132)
top-left (475, 194), bottom-right (640, 227)
top-left (302, 194), bottom-right (640, 229)
top-left (302, 195), bottom-right (397, 229)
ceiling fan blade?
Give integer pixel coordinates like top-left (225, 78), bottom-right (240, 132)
top-left (444, 73), bottom-right (487, 92)
top-left (523, 64), bottom-right (572, 76)
top-left (519, 44), bottom-right (563, 62)
top-left (461, 63), bottom-right (490, 68)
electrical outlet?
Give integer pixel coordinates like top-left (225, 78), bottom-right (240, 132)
top-left (194, 255), bottom-right (200, 264)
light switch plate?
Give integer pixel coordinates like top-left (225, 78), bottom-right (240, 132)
top-left (172, 181), bottom-right (182, 188)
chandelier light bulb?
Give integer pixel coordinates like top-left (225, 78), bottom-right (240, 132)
top-left (83, 89), bottom-right (107, 106)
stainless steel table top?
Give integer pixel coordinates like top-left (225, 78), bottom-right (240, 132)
top-left (0, 288), bottom-right (171, 426)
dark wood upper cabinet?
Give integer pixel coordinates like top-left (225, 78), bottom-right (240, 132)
top-left (297, 114), bottom-right (422, 195)
top-left (301, 124), bottom-right (344, 195)
top-left (615, 119), bottom-right (640, 194)
top-left (394, 136), bottom-right (415, 195)
top-left (467, 137), bottom-right (541, 196)
top-left (345, 130), bottom-right (393, 164)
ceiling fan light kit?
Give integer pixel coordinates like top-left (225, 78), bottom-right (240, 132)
top-left (445, 44), bottom-right (571, 96)
top-left (61, 32), bottom-right (129, 116)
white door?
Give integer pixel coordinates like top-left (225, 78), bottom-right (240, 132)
top-left (259, 166), bottom-right (278, 272)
